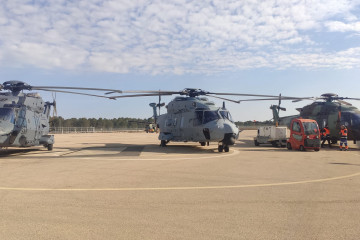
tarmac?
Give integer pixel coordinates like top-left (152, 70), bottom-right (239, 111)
top-left (1, 130), bottom-right (360, 240)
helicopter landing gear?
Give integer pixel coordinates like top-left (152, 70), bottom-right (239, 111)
top-left (44, 144), bottom-right (53, 151)
top-left (218, 145), bottom-right (223, 152)
top-left (218, 143), bottom-right (229, 152)
top-left (160, 140), bottom-right (168, 147)
top-left (200, 142), bottom-right (206, 146)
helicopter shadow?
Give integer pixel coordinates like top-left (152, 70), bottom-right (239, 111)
top-left (23, 142), bottom-right (219, 159)
top-left (330, 162), bottom-right (360, 167)
top-left (0, 148), bottom-right (41, 157)
top-left (234, 139), bottom-right (289, 152)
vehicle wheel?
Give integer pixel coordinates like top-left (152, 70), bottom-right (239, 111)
top-left (314, 148), bottom-right (320, 152)
top-left (218, 145), bottom-right (223, 152)
top-left (224, 146), bottom-right (229, 152)
top-left (254, 140), bottom-right (259, 146)
top-left (47, 144), bottom-right (53, 151)
top-left (271, 141), bottom-right (277, 147)
top-left (160, 140), bottom-right (167, 147)
top-left (200, 142), bottom-right (206, 146)
top-left (299, 145), bottom-right (305, 151)
top-left (287, 142), bottom-right (292, 150)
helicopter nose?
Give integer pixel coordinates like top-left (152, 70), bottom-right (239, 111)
top-left (0, 122), bottom-right (13, 135)
top-left (222, 122), bottom-right (239, 145)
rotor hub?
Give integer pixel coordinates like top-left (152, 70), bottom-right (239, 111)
top-left (2, 80), bottom-right (32, 93)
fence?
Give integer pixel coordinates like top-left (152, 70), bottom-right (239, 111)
top-left (50, 127), bottom-right (144, 134)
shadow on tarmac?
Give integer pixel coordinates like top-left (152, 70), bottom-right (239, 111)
top-left (1, 142), bottom-right (218, 159)
top-left (0, 148), bottom-right (41, 157)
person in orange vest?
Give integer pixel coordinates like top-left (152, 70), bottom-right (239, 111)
top-left (339, 125), bottom-right (348, 151)
top-left (321, 125), bottom-right (332, 148)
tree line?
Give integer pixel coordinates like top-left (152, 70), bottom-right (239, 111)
top-left (50, 117), bottom-right (152, 129)
top-left (50, 117), bottom-right (273, 129)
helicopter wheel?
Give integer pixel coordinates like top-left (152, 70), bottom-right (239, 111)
top-left (47, 144), bottom-right (53, 151)
top-left (200, 142), bottom-right (206, 146)
top-left (224, 146), bottom-right (229, 152)
top-left (218, 145), bottom-right (223, 152)
top-left (160, 140), bottom-right (167, 147)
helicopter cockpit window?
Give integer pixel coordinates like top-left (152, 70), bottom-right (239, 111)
top-left (194, 111), bottom-right (203, 126)
top-left (353, 113), bottom-right (360, 125)
top-left (203, 111), bottom-right (220, 124)
top-left (220, 111), bottom-right (233, 122)
top-left (0, 108), bottom-right (15, 123)
top-left (303, 122), bottom-right (319, 135)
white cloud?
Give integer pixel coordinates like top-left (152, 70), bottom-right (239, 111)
top-left (326, 21), bottom-right (360, 32)
top-left (0, 0), bottom-right (360, 74)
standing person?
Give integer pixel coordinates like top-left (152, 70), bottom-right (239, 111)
top-left (321, 125), bottom-right (332, 148)
top-left (339, 125), bottom-right (348, 151)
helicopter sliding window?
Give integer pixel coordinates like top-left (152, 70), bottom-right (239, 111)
top-left (303, 122), bottom-right (319, 135)
top-left (341, 112), bottom-right (352, 127)
top-left (194, 110), bottom-right (203, 126)
top-left (203, 111), bottom-right (220, 124)
top-left (0, 108), bottom-right (15, 123)
top-left (220, 111), bottom-right (234, 122)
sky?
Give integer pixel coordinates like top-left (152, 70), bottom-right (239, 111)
top-left (0, 0), bottom-right (360, 121)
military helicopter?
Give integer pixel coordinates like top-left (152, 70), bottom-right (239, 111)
top-left (106, 88), bottom-right (295, 152)
top-left (1, 81), bottom-right (288, 152)
top-left (269, 93), bottom-right (360, 144)
top-left (0, 80), bottom-right (117, 150)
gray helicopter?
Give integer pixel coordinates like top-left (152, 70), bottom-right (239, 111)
top-left (0, 80), bottom-right (116, 151)
top-left (0, 81), bottom-right (291, 153)
top-left (107, 88), bottom-right (286, 152)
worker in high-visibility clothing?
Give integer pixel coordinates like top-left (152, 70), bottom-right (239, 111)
top-left (339, 125), bottom-right (348, 151)
top-left (321, 126), bottom-right (332, 148)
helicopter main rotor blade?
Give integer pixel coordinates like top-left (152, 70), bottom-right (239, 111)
top-left (206, 95), bottom-right (241, 103)
top-left (35, 88), bottom-right (113, 99)
top-left (32, 86), bottom-right (124, 93)
top-left (108, 93), bottom-right (174, 99)
top-left (237, 97), bottom-right (308, 102)
top-left (337, 100), bottom-right (353, 106)
top-left (208, 92), bottom-right (297, 98)
top-left (105, 90), bottom-right (181, 95)
top-left (336, 97), bottom-right (360, 101)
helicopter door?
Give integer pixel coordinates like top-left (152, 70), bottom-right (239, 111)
top-left (171, 116), bottom-right (181, 138)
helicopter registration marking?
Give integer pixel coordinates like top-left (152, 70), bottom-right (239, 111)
top-left (1, 171), bottom-right (360, 192)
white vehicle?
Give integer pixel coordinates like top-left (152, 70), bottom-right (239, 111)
top-left (254, 126), bottom-right (290, 147)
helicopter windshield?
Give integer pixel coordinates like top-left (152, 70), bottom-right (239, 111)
top-left (203, 111), bottom-right (221, 124)
top-left (353, 114), bottom-right (360, 125)
top-left (220, 111), bottom-right (233, 122)
top-left (302, 122), bottom-right (319, 135)
top-left (0, 108), bottom-right (15, 123)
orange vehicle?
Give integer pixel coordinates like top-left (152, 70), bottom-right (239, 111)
top-left (287, 118), bottom-right (321, 151)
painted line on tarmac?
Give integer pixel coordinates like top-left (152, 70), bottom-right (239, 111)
top-left (1, 171), bottom-right (360, 192)
top-left (76, 149), bottom-right (240, 161)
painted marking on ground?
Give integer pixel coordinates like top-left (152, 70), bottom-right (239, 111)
top-left (1, 171), bottom-right (360, 192)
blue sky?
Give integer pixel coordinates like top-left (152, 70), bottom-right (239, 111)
top-left (0, 0), bottom-right (360, 121)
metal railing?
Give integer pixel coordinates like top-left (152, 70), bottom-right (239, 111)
top-left (50, 127), bottom-right (144, 134)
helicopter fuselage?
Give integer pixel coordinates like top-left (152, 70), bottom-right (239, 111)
top-left (157, 96), bottom-right (239, 150)
top-left (279, 101), bottom-right (360, 143)
top-left (0, 92), bottom-right (54, 149)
